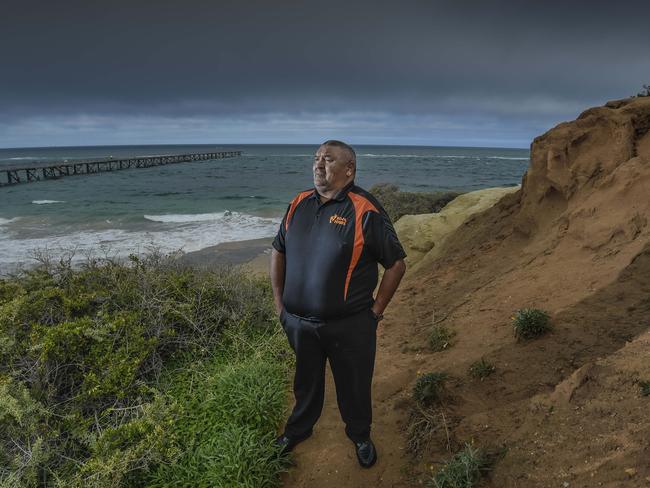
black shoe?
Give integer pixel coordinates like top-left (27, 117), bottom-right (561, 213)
top-left (354, 438), bottom-right (377, 468)
top-left (274, 431), bottom-right (312, 456)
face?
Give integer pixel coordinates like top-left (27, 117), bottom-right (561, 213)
top-left (313, 145), bottom-right (353, 192)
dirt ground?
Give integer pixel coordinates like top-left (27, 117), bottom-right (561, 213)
top-left (279, 97), bottom-right (650, 487)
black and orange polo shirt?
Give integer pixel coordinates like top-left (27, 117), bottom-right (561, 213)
top-left (272, 180), bottom-right (407, 321)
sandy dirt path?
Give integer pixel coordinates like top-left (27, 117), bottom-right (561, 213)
top-left (279, 287), bottom-right (430, 488)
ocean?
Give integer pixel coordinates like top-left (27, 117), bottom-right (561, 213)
top-left (0, 144), bottom-right (529, 273)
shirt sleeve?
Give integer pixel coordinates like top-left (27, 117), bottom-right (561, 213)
top-left (364, 207), bottom-right (407, 269)
top-left (272, 203), bottom-right (291, 254)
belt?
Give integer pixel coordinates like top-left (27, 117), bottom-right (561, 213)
top-left (285, 307), bottom-right (369, 323)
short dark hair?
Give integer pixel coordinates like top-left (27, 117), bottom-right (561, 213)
top-left (321, 140), bottom-right (356, 162)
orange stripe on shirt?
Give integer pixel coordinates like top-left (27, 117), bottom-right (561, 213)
top-left (344, 191), bottom-right (379, 300)
top-left (285, 190), bottom-right (314, 232)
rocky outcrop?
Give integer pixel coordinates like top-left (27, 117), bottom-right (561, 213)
top-left (394, 186), bottom-right (519, 273)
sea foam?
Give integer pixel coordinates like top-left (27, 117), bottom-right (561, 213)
top-left (486, 156), bottom-right (530, 161)
top-left (0, 211), bottom-right (281, 273)
top-left (144, 211), bottom-right (236, 223)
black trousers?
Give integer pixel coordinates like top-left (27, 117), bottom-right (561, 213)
top-left (280, 307), bottom-right (378, 443)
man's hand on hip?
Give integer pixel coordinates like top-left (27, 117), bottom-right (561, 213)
top-left (371, 259), bottom-right (407, 316)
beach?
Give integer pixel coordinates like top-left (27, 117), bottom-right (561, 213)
top-left (179, 235), bottom-right (273, 276)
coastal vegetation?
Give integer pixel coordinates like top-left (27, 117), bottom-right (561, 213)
top-left (369, 183), bottom-right (460, 222)
top-left (426, 444), bottom-right (489, 488)
top-left (405, 372), bottom-right (451, 457)
top-left (413, 372), bottom-right (448, 407)
top-left (0, 252), bottom-right (291, 487)
top-left (640, 380), bottom-right (650, 397)
top-left (468, 358), bottom-right (496, 379)
top-left (405, 404), bottom-right (450, 458)
top-left (511, 308), bottom-right (551, 340)
top-left (427, 325), bottom-right (455, 352)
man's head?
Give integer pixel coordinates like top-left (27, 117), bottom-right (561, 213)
top-left (313, 140), bottom-right (356, 194)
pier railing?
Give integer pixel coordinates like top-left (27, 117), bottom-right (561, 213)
top-left (0, 151), bottom-right (241, 187)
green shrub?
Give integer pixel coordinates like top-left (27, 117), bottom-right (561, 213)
top-left (0, 251), bottom-right (291, 487)
top-left (428, 325), bottom-right (454, 352)
top-left (73, 392), bottom-right (181, 488)
top-left (0, 280), bottom-right (25, 305)
top-left (640, 380), bottom-right (650, 397)
top-left (413, 372), bottom-right (448, 407)
top-left (369, 183), bottom-right (460, 222)
top-left (468, 358), bottom-right (496, 379)
top-left (427, 444), bottom-right (489, 488)
top-left (512, 308), bottom-right (551, 340)
top-left (0, 377), bottom-right (53, 485)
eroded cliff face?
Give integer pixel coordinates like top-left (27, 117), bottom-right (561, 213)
top-left (514, 96), bottom-right (650, 240)
top-left (394, 97), bottom-right (650, 487)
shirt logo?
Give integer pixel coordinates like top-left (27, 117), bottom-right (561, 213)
top-left (329, 214), bottom-right (347, 226)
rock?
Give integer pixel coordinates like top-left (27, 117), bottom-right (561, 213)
top-left (394, 186), bottom-right (520, 273)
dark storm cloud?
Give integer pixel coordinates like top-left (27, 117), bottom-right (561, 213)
top-left (1, 0), bottom-right (649, 147)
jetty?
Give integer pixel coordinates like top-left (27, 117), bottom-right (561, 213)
top-left (0, 150), bottom-right (241, 187)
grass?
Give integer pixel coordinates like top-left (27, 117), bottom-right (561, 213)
top-left (640, 380), bottom-right (650, 397)
top-left (468, 358), bottom-right (496, 379)
top-left (428, 325), bottom-right (455, 352)
top-left (426, 444), bottom-right (489, 488)
top-left (512, 308), bottom-right (552, 340)
top-left (413, 372), bottom-right (448, 407)
top-left (147, 328), bottom-right (292, 487)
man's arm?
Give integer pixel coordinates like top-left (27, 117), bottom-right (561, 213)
top-left (270, 248), bottom-right (286, 315)
top-left (371, 258), bottom-right (406, 316)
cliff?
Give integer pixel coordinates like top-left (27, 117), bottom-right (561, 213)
top-left (398, 96), bottom-right (650, 486)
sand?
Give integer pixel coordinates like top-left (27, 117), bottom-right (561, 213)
top-left (179, 236), bottom-right (273, 276)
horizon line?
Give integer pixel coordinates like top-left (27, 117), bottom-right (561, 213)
top-left (0, 142), bottom-right (530, 151)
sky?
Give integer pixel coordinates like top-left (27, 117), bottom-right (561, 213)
top-left (1, 0), bottom-right (649, 149)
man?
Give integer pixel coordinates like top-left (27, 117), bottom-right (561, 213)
top-left (270, 140), bottom-right (407, 468)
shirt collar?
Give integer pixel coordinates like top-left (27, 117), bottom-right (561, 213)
top-left (310, 179), bottom-right (355, 202)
